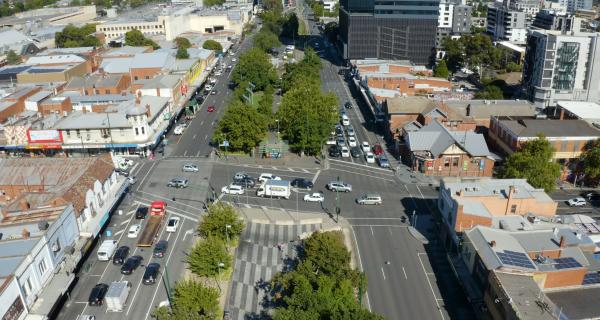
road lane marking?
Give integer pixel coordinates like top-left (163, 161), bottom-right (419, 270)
top-left (205, 134), bottom-right (208, 140)
top-left (137, 191), bottom-right (204, 212)
top-left (350, 227), bottom-right (372, 311)
top-left (330, 167), bottom-right (395, 182)
top-left (193, 134), bottom-right (197, 139)
top-left (196, 150), bottom-right (201, 157)
top-left (184, 150), bottom-right (188, 156)
top-left (417, 253), bottom-right (445, 320)
top-left (311, 170), bottom-right (321, 184)
top-left (405, 185), bottom-right (419, 209)
top-left (183, 228), bottom-right (194, 240)
top-left (416, 185), bottom-right (426, 199)
top-left (120, 220), bottom-right (129, 226)
top-left (114, 229), bottom-right (124, 236)
top-left (137, 161), bottom-right (157, 192)
top-left (133, 199), bottom-right (199, 222)
top-left (200, 120), bottom-right (204, 126)
top-left (370, 226), bottom-right (374, 236)
top-left (402, 266), bottom-right (408, 279)
top-left (381, 267), bottom-right (386, 280)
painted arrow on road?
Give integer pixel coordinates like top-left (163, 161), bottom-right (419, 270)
top-left (183, 229), bottom-right (195, 240)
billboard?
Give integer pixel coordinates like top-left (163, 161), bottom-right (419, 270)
top-left (27, 129), bottom-right (63, 143)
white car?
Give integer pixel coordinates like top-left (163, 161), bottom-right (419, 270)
top-left (341, 146), bottom-right (350, 158)
top-left (258, 173), bottom-right (282, 182)
top-left (567, 198), bottom-right (586, 207)
top-left (326, 136), bottom-right (337, 145)
top-left (127, 224), bottom-right (141, 238)
top-left (166, 217), bottom-right (181, 232)
top-left (182, 164), bottom-right (199, 172)
top-left (119, 159), bottom-right (134, 167)
top-left (348, 137), bottom-right (357, 147)
top-left (127, 176), bottom-right (136, 185)
top-left (173, 125), bottom-right (185, 135)
top-left (214, 71), bottom-right (222, 76)
top-left (232, 58), bottom-right (237, 62)
top-left (303, 192), bottom-right (324, 202)
top-left (221, 184), bottom-right (244, 195)
top-left (365, 152), bottom-right (375, 163)
top-left (204, 84), bottom-right (213, 91)
top-left (361, 141), bottom-right (370, 153)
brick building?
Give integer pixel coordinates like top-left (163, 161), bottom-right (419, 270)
top-left (0, 87), bottom-right (42, 122)
top-left (64, 74), bottom-right (131, 96)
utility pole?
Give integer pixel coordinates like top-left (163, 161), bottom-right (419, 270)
top-left (162, 265), bottom-right (173, 306)
top-left (335, 175), bottom-right (340, 223)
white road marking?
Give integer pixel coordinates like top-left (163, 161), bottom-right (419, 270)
top-left (329, 159), bottom-right (395, 175)
top-left (136, 161), bottom-right (157, 192)
top-left (370, 226), bottom-right (374, 236)
top-left (351, 227), bottom-right (372, 311)
top-left (184, 150), bottom-right (188, 156)
top-left (311, 170), bottom-right (321, 184)
top-left (417, 253), bottom-right (445, 320)
top-left (114, 229), bottom-right (124, 236)
top-left (183, 228), bottom-right (194, 240)
top-left (196, 150), bottom-right (201, 157)
top-left (416, 185), bottom-right (426, 199)
top-left (331, 167), bottom-right (395, 182)
top-left (200, 120), bottom-right (204, 126)
top-left (402, 266), bottom-right (408, 280)
top-left (193, 134), bottom-right (197, 139)
top-left (204, 134), bottom-right (208, 140)
top-left (287, 167), bottom-right (295, 172)
top-left (381, 267), bottom-right (386, 280)
top-left (120, 220), bottom-right (130, 226)
top-left (137, 191), bottom-right (204, 212)
top-left (133, 199), bottom-right (199, 222)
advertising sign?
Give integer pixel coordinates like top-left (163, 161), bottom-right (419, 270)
top-left (27, 129), bottom-right (63, 143)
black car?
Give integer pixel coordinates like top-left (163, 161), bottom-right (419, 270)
top-left (329, 146), bottom-right (341, 157)
top-left (115, 167), bottom-right (130, 177)
top-left (88, 283), bottom-right (109, 306)
top-left (291, 178), bottom-right (314, 190)
top-left (350, 146), bottom-right (362, 158)
top-left (195, 95), bottom-right (205, 104)
top-left (143, 263), bottom-right (161, 285)
top-left (233, 177), bottom-right (256, 188)
top-left (112, 246), bottom-right (130, 265)
top-left (120, 256), bottom-right (143, 275)
top-left (153, 240), bottom-right (168, 258)
top-left (135, 207), bottom-right (148, 219)
top-left (344, 101), bottom-right (353, 109)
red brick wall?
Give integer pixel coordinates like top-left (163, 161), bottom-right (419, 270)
top-left (39, 97), bottom-right (72, 115)
top-left (541, 269), bottom-right (586, 289)
top-left (0, 101), bottom-right (20, 122)
top-left (413, 155), bottom-right (494, 177)
top-left (454, 205), bottom-right (493, 232)
top-left (130, 68), bottom-right (161, 81)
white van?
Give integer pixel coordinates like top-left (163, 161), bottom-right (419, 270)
top-left (97, 240), bottom-right (118, 261)
top-left (356, 193), bottom-right (382, 205)
top-left (341, 114), bottom-right (350, 126)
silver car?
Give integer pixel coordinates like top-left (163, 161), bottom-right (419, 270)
top-left (182, 164), bottom-right (199, 172)
top-left (167, 178), bottom-right (188, 188)
top-left (326, 181), bottom-right (352, 192)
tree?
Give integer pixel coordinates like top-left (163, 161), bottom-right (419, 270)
top-left (55, 24), bottom-right (101, 48)
top-left (187, 236), bottom-right (231, 278)
top-left (6, 50), bottom-right (21, 65)
top-left (213, 100), bottom-right (269, 153)
top-left (203, 0), bottom-right (225, 6)
top-left (323, 22), bottom-right (339, 44)
top-left (124, 29), bottom-right (160, 49)
top-left (130, 0), bottom-right (143, 7)
top-left (198, 203), bottom-right (245, 243)
top-left (174, 37), bottom-right (191, 49)
top-left (303, 231), bottom-right (350, 276)
top-left (281, 13), bottom-right (299, 38)
top-left (262, 0), bottom-right (283, 14)
top-left (253, 29), bottom-right (281, 52)
top-left (506, 61), bottom-right (522, 72)
top-left (581, 139), bottom-right (600, 181)
top-left (433, 59), bottom-right (449, 78)
top-left (171, 280), bottom-right (220, 318)
top-left (232, 47), bottom-right (278, 91)
top-left (202, 39), bottom-right (222, 52)
top-left (474, 85), bottom-right (504, 99)
top-left (500, 134), bottom-right (561, 192)
top-left (176, 47), bottom-right (189, 59)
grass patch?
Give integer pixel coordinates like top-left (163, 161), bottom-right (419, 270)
top-left (299, 18), bottom-right (308, 35)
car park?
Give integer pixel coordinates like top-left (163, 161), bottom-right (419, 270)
top-left (337, 137), bottom-right (346, 146)
top-left (348, 137), bottom-right (357, 147)
top-left (221, 184), bottom-right (245, 195)
top-left (304, 193), bottom-right (324, 202)
top-left (326, 181), bottom-right (352, 192)
top-left (120, 256), bottom-right (143, 275)
top-left (258, 173), bottom-right (281, 182)
top-left (291, 178), bottom-right (313, 189)
top-left (356, 193), bottom-right (382, 205)
top-left (346, 125), bottom-right (355, 136)
top-left (326, 136), bottom-right (336, 145)
top-left (365, 152), bottom-right (375, 163)
top-left (135, 206), bottom-right (148, 219)
top-left (167, 178), bottom-right (188, 188)
top-left (233, 177), bottom-right (256, 188)
top-left (166, 217), bottom-right (181, 232)
top-left (361, 141), bottom-right (370, 153)
top-left (127, 225), bottom-right (141, 238)
top-left (153, 240), bottom-right (168, 258)
top-left (143, 263), bottom-right (161, 285)
top-left (88, 283), bottom-right (109, 306)
top-left (378, 155), bottom-right (390, 168)
top-left (329, 145), bottom-right (341, 157)
top-left (112, 246), bottom-right (130, 265)
top-left (182, 164), bottom-right (199, 172)
top-left (350, 147), bottom-right (362, 158)
top-left (341, 146), bottom-right (350, 157)
top-left (567, 198), bottom-right (586, 207)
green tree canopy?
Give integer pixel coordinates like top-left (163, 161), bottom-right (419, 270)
top-left (6, 50), bottom-right (21, 65)
top-left (124, 29), bottom-right (160, 49)
top-left (187, 236), bottom-right (231, 278)
top-left (203, 0), bottom-right (225, 5)
top-left (202, 39), bottom-right (222, 51)
top-left (441, 34), bottom-right (510, 73)
top-left (55, 24), bottom-right (101, 48)
top-left (198, 203), bottom-right (245, 243)
top-left (304, 231), bottom-right (351, 276)
top-left (232, 47), bottom-right (278, 91)
top-left (213, 100), bottom-right (269, 153)
top-left (152, 280), bottom-right (220, 320)
top-left (253, 29), bottom-right (281, 52)
top-left (499, 134), bottom-right (561, 192)
top-left (176, 47), bottom-right (189, 59)
top-left (281, 13), bottom-right (299, 38)
top-left (174, 37), bottom-right (192, 49)
top-left (262, 0), bottom-right (283, 14)
top-left (433, 59), bottom-right (449, 78)
top-left (474, 85), bottom-right (504, 99)
top-left (581, 139), bottom-right (600, 182)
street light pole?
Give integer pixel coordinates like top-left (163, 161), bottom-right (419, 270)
top-left (216, 262), bottom-right (225, 293)
top-left (162, 264), bottom-right (173, 307)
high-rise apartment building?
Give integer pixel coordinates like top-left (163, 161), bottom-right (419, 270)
top-left (486, 4), bottom-right (528, 43)
top-left (532, 9), bottom-right (582, 32)
top-left (522, 30), bottom-right (600, 108)
top-left (339, 0), bottom-right (440, 65)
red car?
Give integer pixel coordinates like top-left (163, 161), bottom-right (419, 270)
top-left (207, 105), bottom-right (215, 112)
top-left (372, 143), bottom-right (384, 156)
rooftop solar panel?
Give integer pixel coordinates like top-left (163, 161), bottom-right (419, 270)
top-left (583, 273), bottom-right (600, 285)
top-left (497, 250), bottom-right (536, 269)
top-left (554, 257), bottom-right (582, 270)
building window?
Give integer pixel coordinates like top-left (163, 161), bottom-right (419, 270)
top-left (23, 277), bottom-right (33, 297)
top-left (561, 140), bottom-right (568, 151)
top-left (39, 259), bottom-right (47, 274)
top-left (66, 130), bottom-right (70, 136)
top-left (134, 76), bottom-right (139, 81)
top-left (105, 89), bottom-right (110, 94)
top-left (444, 157), bottom-right (450, 167)
top-left (52, 239), bottom-right (61, 257)
top-left (135, 128), bottom-right (139, 135)
top-left (76, 129), bottom-right (80, 137)
top-left (141, 127), bottom-right (145, 135)
top-left (145, 76), bottom-right (150, 79)
top-left (452, 157), bottom-right (459, 167)
top-left (510, 204), bottom-right (517, 214)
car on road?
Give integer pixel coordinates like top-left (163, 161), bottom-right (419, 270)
top-left (329, 145), bottom-right (341, 157)
top-left (365, 152), bottom-right (375, 163)
top-left (120, 256), bottom-right (143, 275)
top-left (340, 146), bottom-right (350, 157)
top-left (258, 173), bottom-right (281, 182)
top-left (378, 155), bottom-right (390, 168)
top-left (135, 206), bottom-right (148, 219)
top-left (372, 144), bottom-right (384, 156)
top-left (115, 167), bottom-right (131, 177)
top-left (585, 192), bottom-right (600, 201)
top-left (326, 136), bottom-right (336, 145)
top-left (182, 164), bottom-right (199, 172)
top-left (223, 310), bottom-right (232, 320)
top-left (344, 101), bottom-right (353, 109)
top-left (348, 137), bottom-right (357, 147)
top-left (346, 125), bottom-right (355, 136)
top-left (173, 125), bottom-right (185, 135)
top-left (291, 178), bottom-right (313, 189)
top-left (233, 177), bottom-right (256, 188)
top-left (350, 146), bottom-right (362, 158)
top-left (232, 58), bottom-right (237, 62)
top-left (214, 71), bottom-right (222, 76)
top-left (166, 217), bottom-right (181, 232)
top-left (335, 125), bottom-right (343, 136)
top-left (222, 184), bottom-right (245, 195)
top-left (167, 178), bottom-right (188, 188)
top-left (337, 137), bottom-right (346, 146)
top-left (88, 283), bottom-right (109, 306)
top-left (153, 240), bottom-right (168, 258)
top-left (143, 263), bottom-right (161, 285)
top-left (327, 181), bottom-right (352, 192)
top-left (361, 141), bottom-right (370, 153)
top-left (304, 192), bottom-right (324, 202)
top-left (112, 246), bottom-right (130, 265)
top-left (234, 172), bottom-right (252, 180)
top-left (567, 197), bottom-right (587, 207)
top-left (207, 105), bottom-right (215, 112)
top-left (356, 193), bottom-right (382, 205)
top-left (211, 90), bottom-right (218, 95)
top-left (127, 224), bottom-right (141, 238)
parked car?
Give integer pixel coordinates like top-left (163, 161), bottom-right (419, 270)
top-left (326, 136), bottom-right (337, 145)
top-left (378, 156), bottom-right (390, 168)
top-left (365, 152), bottom-right (375, 163)
top-left (120, 256), bottom-right (143, 275)
top-left (585, 192), bottom-right (600, 201)
top-left (258, 173), bottom-right (281, 182)
top-left (372, 144), bottom-right (384, 156)
top-left (291, 178), bottom-right (314, 189)
top-left (211, 89), bottom-right (218, 95)
top-left (88, 283), bottom-right (109, 306)
top-left (167, 178), bottom-right (188, 188)
top-left (348, 136), bottom-right (357, 147)
top-left (143, 263), bottom-right (161, 285)
top-left (329, 145), bottom-right (341, 157)
top-left (207, 105), bottom-right (215, 112)
top-left (344, 101), bottom-right (353, 109)
top-left (234, 172), bottom-right (252, 180)
top-left (221, 184), bottom-right (245, 195)
top-left (350, 147), bottom-right (362, 158)
top-left (153, 240), bottom-right (168, 258)
top-left (335, 125), bottom-right (344, 136)
top-left (173, 125), bottom-right (185, 135)
top-left (233, 177), bottom-right (256, 188)
top-left (567, 198), bottom-right (587, 207)
top-left (135, 207), bottom-right (148, 219)
top-left (112, 246), bottom-right (130, 265)
top-left (166, 217), bottom-right (181, 232)
top-left (182, 164), bottom-right (199, 172)
top-left (127, 225), bottom-right (141, 238)
top-left (341, 146), bottom-right (350, 157)
top-left (346, 125), bottom-right (355, 136)
top-left (356, 193), bottom-right (382, 205)
top-left (336, 136), bottom-right (346, 146)
top-left (304, 192), bottom-right (324, 202)
top-left (327, 181), bottom-right (352, 192)
top-left (115, 167), bottom-right (130, 177)
top-left (361, 141), bottom-right (370, 153)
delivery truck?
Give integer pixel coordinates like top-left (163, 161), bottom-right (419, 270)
top-left (105, 281), bottom-right (131, 312)
top-left (137, 201), bottom-right (166, 247)
top-left (256, 180), bottom-right (291, 199)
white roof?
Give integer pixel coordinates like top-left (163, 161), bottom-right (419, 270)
top-left (498, 41), bottom-right (526, 53)
top-left (557, 101), bottom-right (600, 120)
top-left (0, 29), bottom-right (30, 47)
top-left (25, 55), bottom-right (86, 65)
top-left (101, 57), bottom-right (134, 74)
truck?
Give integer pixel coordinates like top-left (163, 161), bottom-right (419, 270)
top-left (137, 201), bottom-right (166, 247)
top-left (256, 180), bottom-right (291, 199)
top-left (97, 240), bottom-right (118, 261)
top-left (105, 281), bottom-right (131, 312)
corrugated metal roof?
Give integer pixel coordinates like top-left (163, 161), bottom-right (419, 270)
top-left (407, 121), bottom-right (490, 157)
top-left (25, 55), bottom-right (85, 65)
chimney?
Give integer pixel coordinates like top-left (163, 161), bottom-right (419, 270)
top-left (559, 235), bottom-right (566, 248)
top-left (21, 228), bottom-right (30, 239)
top-left (135, 91), bottom-right (142, 104)
top-left (466, 104), bottom-right (471, 117)
top-left (145, 104), bottom-right (151, 118)
top-left (490, 240), bottom-right (496, 247)
top-left (19, 199), bottom-right (30, 210)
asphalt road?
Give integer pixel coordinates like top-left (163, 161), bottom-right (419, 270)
top-left (549, 188), bottom-right (600, 217)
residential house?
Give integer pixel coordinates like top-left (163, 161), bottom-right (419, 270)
top-left (64, 74), bottom-right (131, 96)
top-left (133, 74), bottom-right (183, 105)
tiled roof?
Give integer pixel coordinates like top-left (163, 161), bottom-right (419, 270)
top-left (60, 155), bottom-right (114, 214)
top-left (407, 121), bottom-right (490, 157)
